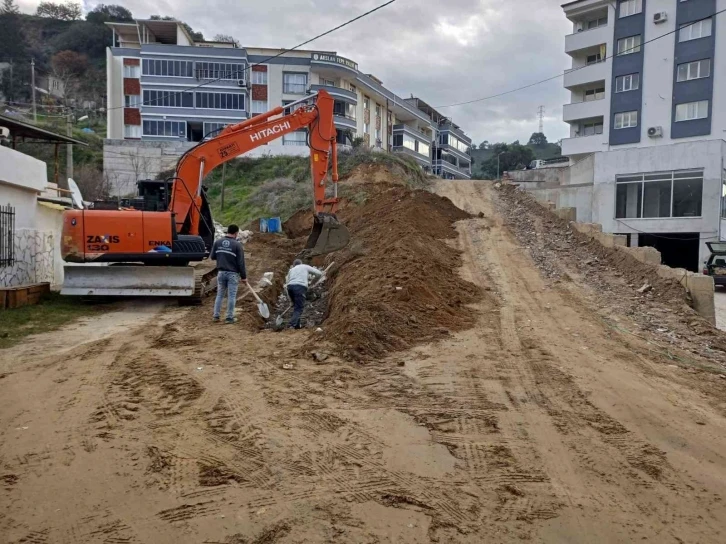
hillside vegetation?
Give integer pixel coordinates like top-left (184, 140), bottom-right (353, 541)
top-left (204, 149), bottom-right (431, 227)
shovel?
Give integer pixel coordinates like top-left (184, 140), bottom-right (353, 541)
top-left (274, 262), bottom-right (335, 327)
top-left (246, 284), bottom-right (270, 319)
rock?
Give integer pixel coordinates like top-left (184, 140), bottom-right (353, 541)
top-left (637, 283), bottom-right (653, 294)
top-left (282, 363), bottom-right (294, 370)
top-left (312, 352), bottom-right (329, 362)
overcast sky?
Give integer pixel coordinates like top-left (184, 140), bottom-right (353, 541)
top-left (19, 0), bottom-right (573, 146)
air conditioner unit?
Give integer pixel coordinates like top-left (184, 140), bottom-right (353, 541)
top-left (654, 11), bottom-right (667, 24)
top-left (648, 126), bottom-right (663, 138)
top-left (237, 79), bottom-right (246, 87)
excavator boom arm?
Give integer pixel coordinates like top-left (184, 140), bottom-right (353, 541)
top-left (170, 90), bottom-right (339, 237)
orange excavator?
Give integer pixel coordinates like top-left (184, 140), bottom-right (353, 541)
top-left (61, 90), bottom-right (349, 298)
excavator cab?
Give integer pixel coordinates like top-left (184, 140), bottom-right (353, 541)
top-left (304, 213), bottom-right (350, 258)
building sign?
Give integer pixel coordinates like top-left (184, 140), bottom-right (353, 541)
top-left (312, 53), bottom-right (358, 71)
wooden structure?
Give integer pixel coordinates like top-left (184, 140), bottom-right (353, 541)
top-left (0, 282), bottom-right (51, 309)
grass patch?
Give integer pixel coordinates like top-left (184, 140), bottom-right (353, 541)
top-left (203, 149), bottom-right (432, 227)
top-left (0, 293), bottom-right (107, 349)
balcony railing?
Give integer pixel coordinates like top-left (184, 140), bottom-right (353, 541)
top-left (565, 25), bottom-right (609, 55)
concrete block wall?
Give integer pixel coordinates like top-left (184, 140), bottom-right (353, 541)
top-left (568, 213), bottom-right (715, 324)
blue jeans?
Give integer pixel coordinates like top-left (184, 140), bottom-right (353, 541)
top-left (287, 284), bottom-right (307, 329)
top-left (213, 271), bottom-right (240, 320)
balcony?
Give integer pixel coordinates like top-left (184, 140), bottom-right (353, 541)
top-left (563, 98), bottom-right (607, 123)
top-left (564, 60), bottom-right (609, 89)
top-left (333, 114), bottom-right (357, 131)
top-left (310, 84), bottom-right (357, 104)
top-left (434, 160), bottom-right (471, 180)
top-left (565, 25), bottom-right (609, 55)
top-left (561, 133), bottom-right (608, 156)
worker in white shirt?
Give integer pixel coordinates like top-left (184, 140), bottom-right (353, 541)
top-left (285, 259), bottom-right (323, 329)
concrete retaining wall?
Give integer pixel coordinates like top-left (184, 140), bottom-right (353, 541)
top-left (569, 218), bottom-right (715, 324)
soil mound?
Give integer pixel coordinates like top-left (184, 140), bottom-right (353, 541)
top-left (283, 209), bottom-right (314, 239)
top-left (342, 163), bottom-right (409, 186)
top-left (319, 186), bottom-right (481, 359)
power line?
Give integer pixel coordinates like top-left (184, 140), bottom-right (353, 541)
top-left (433, 7), bottom-right (726, 109)
top-left (105, 0), bottom-right (397, 112)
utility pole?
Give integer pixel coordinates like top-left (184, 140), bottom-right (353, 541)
top-left (220, 162), bottom-right (227, 210)
top-left (537, 105), bottom-right (545, 134)
top-left (30, 59), bottom-right (37, 122)
top-left (65, 112), bottom-right (73, 188)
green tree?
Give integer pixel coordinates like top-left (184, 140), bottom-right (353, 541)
top-left (36, 1), bottom-right (82, 20)
top-left (480, 142), bottom-right (535, 179)
top-left (528, 132), bottom-right (548, 146)
top-left (86, 4), bottom-right (133, 24)
top-left (479, 140), bottom-right (490, 150)
top-left (51, 22), bottom-right (111, 59)
top-left (0, 4), bottom-right (28, 102)
top-left (0, 0), bottom-right (20, 15)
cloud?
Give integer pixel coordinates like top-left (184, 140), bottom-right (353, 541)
top-left (19, 0), bottom-right (573, 144)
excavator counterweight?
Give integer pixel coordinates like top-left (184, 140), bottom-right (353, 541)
top-left (60, 90), bottom-right (349, 299)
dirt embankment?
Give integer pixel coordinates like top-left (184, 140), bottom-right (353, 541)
top-left (316, 183), bottom-right (481, 359)
top-left (496, 183), bottom-right (726, 369)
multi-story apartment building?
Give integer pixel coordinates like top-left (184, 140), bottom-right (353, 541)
top-left (559, 0), bottom-right (726, 271)
top-left (405, 97), bottom-right (472, 180)
top-left (103, 19), bottom-right (457, 191)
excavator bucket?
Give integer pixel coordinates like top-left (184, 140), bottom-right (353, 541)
top-left (303, 213), bottom-right (350, 257)
top-left (62, 265), bottom-right (196, 297)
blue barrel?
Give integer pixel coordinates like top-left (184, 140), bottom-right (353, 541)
top-left (259, 218), bottom-right (268, 233)
top-left (267, 217), bottom-right (282, 233)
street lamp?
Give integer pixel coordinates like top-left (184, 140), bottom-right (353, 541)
top-left (497, 151), bottom-right (505, 180)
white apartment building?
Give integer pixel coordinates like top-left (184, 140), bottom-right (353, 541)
top-left (103, 19), bottom-right (470, 193)
top-left (560, 0), bottom-right (726, 271)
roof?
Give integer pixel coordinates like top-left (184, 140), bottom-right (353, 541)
top-left (0, 114), bottom-right (88, 145)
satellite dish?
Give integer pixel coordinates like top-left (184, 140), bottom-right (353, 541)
top-left (68, 178), bottom-right (84, 209)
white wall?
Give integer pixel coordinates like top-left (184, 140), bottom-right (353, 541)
top-left (107, 48), bottom-right (125, 140)
top-left (0, 183), bottom-right (38, 229)
top-left (0, 146), bottom-right (47, 195)
top-left (592, 140), bottom-right (724, 265)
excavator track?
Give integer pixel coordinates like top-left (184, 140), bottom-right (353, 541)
top-left (183, 267), bottom-right (218, 305)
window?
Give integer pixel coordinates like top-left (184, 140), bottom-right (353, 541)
top-left (142, 120), bottom-right (186, 138)
top-left (195, 62), bottom-right (246, 81)
top-left (615, 170), bottom-right (703, 219)
top-left (619, 0), bottom-right (642, 18)
top-left (418, 140), bottom-right (430, 157)
top-left (615, 73), bottom-right (639, 93)
top-left (123, 63), bottom-right (140, 78)
top-left (722, 170), bottom-right (726, 219)
top-left (196, 92), bottom-right (245, 110)
top-left (124, 124), bottom-right (141, 138)
top-left (251, 100), bottom-right (267, 115)
top-left (375, 127), bottom-right (382, 147)
top-left (141, 59), bottom-right (193, 77)
top-left (143, 90), bottom-right (193, 108)
top-left (580, 120), bottom-right (603, 136)
top-left (203, 122), bottom-right (229, 137)
top-left (445, 133), bottom-right (470, 154)
top-left (364, 122), bottom-right (370, 134)
top-left (585, 87), bottom-right (605, 101)
top-left (125, 94), bottom-right (141, 107)
top-left (586, 53), bottom-right (602, 65)
top-left (282, 100), bottom-right (302, 115)
top-left (586, 16), bottom-right (608, 29)
top-left (363, 96), bottom-right (370, 110)
top-left (349, 84), bottom-right (357, 93)
top-left (675, 100), bottom-right (709, 122)
top-left (402, 133), bottom-right (416, 151)
top-left (614, 110), bottom-right (638, 129)
top-left (251, 70), bottom-right (268, 85)
top-left (677, 59), bottom-right (711, 82)
top-left (283, 131), bottom-right (307, 146)
top-left (679, 18), bottom-right (712, 42)
top-left (283, 72), bottom-right (307, 94)
top-left (0, 203), bottom-right (14, 267)
top-left (321, 78), bottom-right (336, 87)
top-left (375, 104), bottom-right (381, 117)
top-left (617, 35), bottom-right (641, 55)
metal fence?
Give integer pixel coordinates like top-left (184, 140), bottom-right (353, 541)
top-left (0, 203), bottom-right (15, 268)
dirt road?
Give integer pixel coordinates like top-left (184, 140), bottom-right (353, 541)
top-left (2, 181), bottom-right (726, 543)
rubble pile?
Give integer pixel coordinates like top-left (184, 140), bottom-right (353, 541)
top-left (496, 183), bottom-right (726, 367)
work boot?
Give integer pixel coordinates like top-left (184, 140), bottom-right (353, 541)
top-left (213, 317), bottom-right (220, 323)
top-left (225, 317), bottom-right (237, 324)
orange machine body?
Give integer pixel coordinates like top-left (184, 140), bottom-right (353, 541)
top-left (61, 90), bottom-right (341, 264)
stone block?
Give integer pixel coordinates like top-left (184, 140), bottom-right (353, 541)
top-left (686, 274), bottom-right (715, 325)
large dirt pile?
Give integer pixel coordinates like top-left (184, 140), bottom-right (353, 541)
top-left (319, 184), bottom-right (481, 359)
